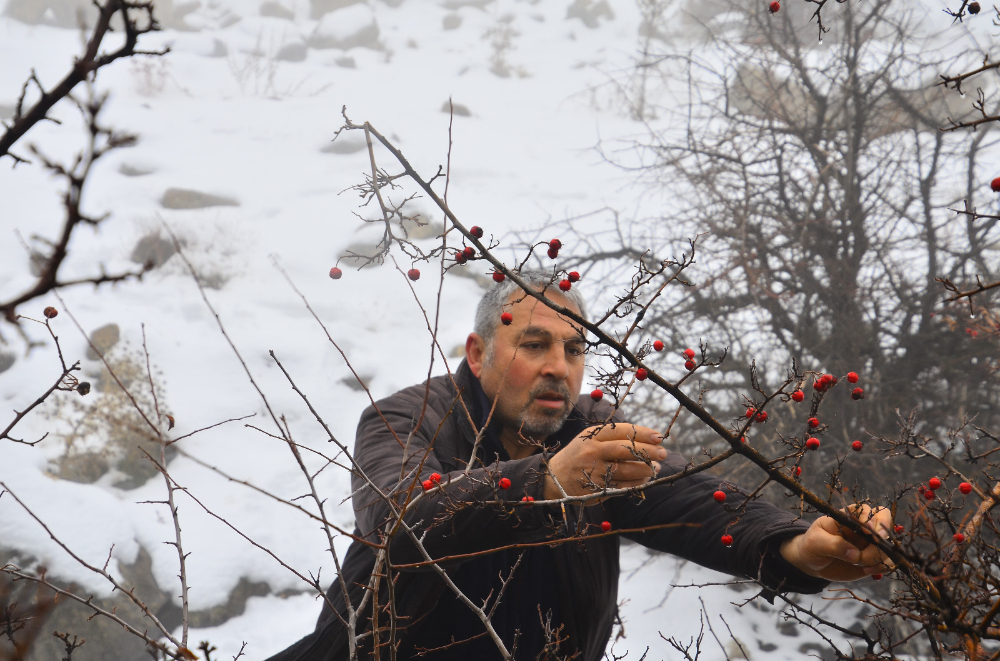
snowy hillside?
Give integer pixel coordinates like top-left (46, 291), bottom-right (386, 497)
top-left (0, 0), bottom-right (925, 658)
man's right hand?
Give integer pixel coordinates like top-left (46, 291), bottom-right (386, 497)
top-left (543, 424), bottom-right (666, 501)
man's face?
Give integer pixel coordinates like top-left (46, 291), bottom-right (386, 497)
top-left (470, 291), bottom-right (586, 441)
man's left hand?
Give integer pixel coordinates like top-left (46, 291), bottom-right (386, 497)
top-left (779, 505), bottom-right (894, 582)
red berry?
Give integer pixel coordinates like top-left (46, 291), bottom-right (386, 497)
top-left (559, 279), bottom-right (572, 292)
top-left (501, 312), bottom-right (513, 325)
top-left (928, 477), bottom-right (942, 490)
top-left (408, 268), bottom-right (420, 281)
top-left (521, 495), bottom-right (534, 503)
top-left (847, 372), bottom-right (859, 383)
top-left (422, 479), bottom-right (433, 491)
top-left (499, 477), bottom-right (511, 490)
top-left (852, 440), bottom-right (863, 451)
top-left (740, 436), bottom-right (747, 443)
top-left (954, 532), bottom-right (965, 543)
top-left (329, 267), bottom-right (343, 280)
top-left (808, 417), bottom-right (819, 428)
top-left (547, 247), bottom-right (559, 259)
top-left (871, 573), bottom-right (883, 581)
top-left (713, 490), bottom-right (727, 503)
top-left (455, 251), bottom-right (468, 264)
top-left (924, 489), bottom-right (935, 500)
top-left (493, 271), bottom-right (506, 283)
top-left (769, 0), bottom-right (779, 12)
top-left (972, 330), bottom-right (979, 338)
top-left (43, 306), bottom-right (58, 319)
top-left (959, 482), bottom-right (973, 495)
top-left (549, 239), bottom-right (562, 251)
top-left (463, 246), bottom-right (475, 259)
top-left (636, 368), bottom-right (648, 381)
top-left (794, 466), bottom-right (802, 476)
top-left (822, 374), bottom-right (835, 385)
top-left (791, 390), bottom-right (804, 402)
top-left (653, 340), bottom-right (664, 351)
top-left (992, 177), bottom-right (1000, 192)
top-left (806, 437), bottom-right (820, 450)
top-left (568, 271), bottom-right (580, 282)
top-left (591, 388), bottom-right (604, 401)
top-left (851, 387), bottom-right (864, 400)
top-left (601, 521), bottom-right (612, 532)
top-left (683, 348), bottom-right (695, 359)
top-left (755, 411), bottom-right (768, 423)
top-left (970, 1), bottom-right (981, 13)
top-left (684, 360), bottom-right (696, 371)
top-left (746, 408), bottom-right (756, 419)
top-left (430, 472), bottom-right (441, 483)
top-left (470, 225), bottom-right (484, 238)
top-left (894, 524), bottom-right (904, 534)
top-left (721, 534), bottom-right (733, 547)
top-left (812, 380), bottom-right (823, 391)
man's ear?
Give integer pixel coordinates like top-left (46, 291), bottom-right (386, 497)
top-left (466, 333), bottom-right (487, 378)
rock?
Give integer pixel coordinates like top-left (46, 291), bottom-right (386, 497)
top-left (3, 0), bottom-right (179, 30)
top-left (442, 13), bottom-right (461, 29)
top-left (0, 545), bottom-right (284, 661)
top-left (85, 324), bottom-right (120, 360)
top-left (117, 163), bottom-right (155, 176)
top-left (441, 0), bottom-right (493, 8)
top-left (440, 100), bottom-right (471, 116)
top-left (276, 42), bottom-right (308, 62)
top-left (340, 373), bottom-right (373, 391)
top-left (51, 452), bottom-right (110, 484)
top-left (130, 233), bottom-right (177, 268)
top-left (209, 38), bottom-right (229, 57)
top-left (566, 0), bottom-right (614, 28)
top-left (260, 0), bottom-right (295, 19)
top-left (160, 187), bottom-right (239, 209)
top-left (310, 0), bottom-right (364, 19)
top-left (0, 352), bottom-right (14, 374)
top-left (309, 5), bottom-right (381, 50)
top-left (449, 344), bottom-right (465, 358)
top-left (337, 241), bottom-right (386, 267)
top-left (321, 133), bottom-right (367, 154)
top-left (335, 55), bottom-right (357, 68)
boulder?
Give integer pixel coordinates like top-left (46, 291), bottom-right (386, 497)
top-left (276, 42), bottom-right (308, 62)
top-left (130, 232), bottom-right (177, 269)
top-left (160, 188), bottom-right (239, 209)
top-left (0, 352), bottom-right (14, 374)
top-left (85, 324), bottom-right (120, 361)
top-left (260, 0), bottom-right (295, 19)
top-left (566, 0), bottom-right (614, 28)
top-left (310, 0), bottom-right (364, 19)
top-left (440, 100), bottom-right (471, 116)
top-left (308, 5), bottom-right (381, 50)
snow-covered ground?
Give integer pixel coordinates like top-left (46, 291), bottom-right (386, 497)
top-left (0, 0), bottom-right (958, 658)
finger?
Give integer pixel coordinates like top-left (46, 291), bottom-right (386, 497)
top-left (605, 460), bottom-right (661, 482)
top-left (588, 424), bottom-right (664, 446)
top-left (801, 518), bottom-right (864, 568)
top-left (594, 442), bottom-right (668, 463)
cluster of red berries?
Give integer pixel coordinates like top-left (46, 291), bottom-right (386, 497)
top-left (745, 407), bottom-right (768, 423)
top-left (455, 246), bottom-right (476, 264)
top-left (43, 306), bottom-right (58, 319)
top-left (521, 495), bottom-right (534, 503)
top-left (683, 348), bottom-right (696, 371)
top-left (422, 472), bottom-right (442, 491)
top-left (813, 373), bottom-right (837, 391)
top-left (547, 239), bottom-right (561, 259)
top-left (965, 327), bottom-right (979, 339)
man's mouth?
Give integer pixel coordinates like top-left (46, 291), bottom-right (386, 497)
top-left (534, 393), bottom-right (566, 410)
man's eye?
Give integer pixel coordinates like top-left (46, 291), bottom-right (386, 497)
top-left (566, 346), bottom-right (585, 357)
top-left (523, 342), bottom-right (544, 350)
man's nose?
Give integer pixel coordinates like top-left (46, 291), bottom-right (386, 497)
top-left (540, 345), bottom-right (569, 380)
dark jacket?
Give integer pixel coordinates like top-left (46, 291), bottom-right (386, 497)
top-left (267, 360), bottom-right (827, 661)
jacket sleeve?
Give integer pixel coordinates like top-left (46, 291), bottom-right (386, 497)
top-left (350, 387), bottom-right (557, 569)
top-left (604, 451), bottom-right (829, 596)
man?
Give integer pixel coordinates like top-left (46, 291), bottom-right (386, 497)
top-left (269, 271), bottom-right (891, 661)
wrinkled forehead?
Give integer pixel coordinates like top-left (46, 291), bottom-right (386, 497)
top-left (503, 289), bottom-right (585, 336)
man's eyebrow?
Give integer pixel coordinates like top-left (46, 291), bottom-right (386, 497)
top-left (520, 326), bottom-right (586, 343)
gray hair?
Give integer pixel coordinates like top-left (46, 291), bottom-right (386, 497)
top-left (473, 269), bottom-right (589, 354)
